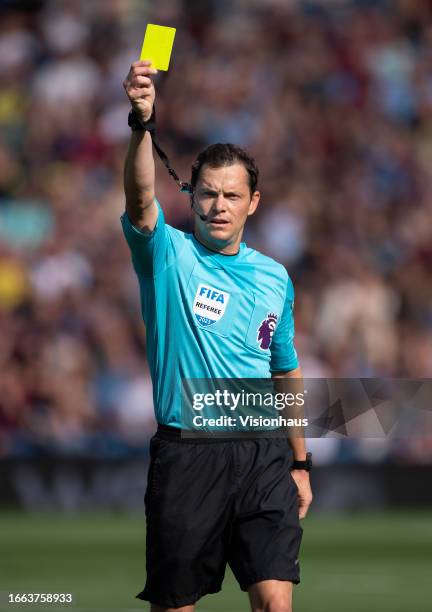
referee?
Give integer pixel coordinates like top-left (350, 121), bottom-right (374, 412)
top-left (122, 61), bottom-right (313, 612)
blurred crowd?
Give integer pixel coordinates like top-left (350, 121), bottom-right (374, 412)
top-left (0, 0), bottom-right (431, 461)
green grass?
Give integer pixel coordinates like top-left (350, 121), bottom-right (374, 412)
top-left (0, 511), bottom-right (431, 611)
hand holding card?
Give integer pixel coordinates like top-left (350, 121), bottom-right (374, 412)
top-left (123, 60), bottom-right (158, 123)
top-left (123, 24), bottom-right (175, 122)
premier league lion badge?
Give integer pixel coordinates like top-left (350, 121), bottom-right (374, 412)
top-left (257, 313), bottom-right (279, 350)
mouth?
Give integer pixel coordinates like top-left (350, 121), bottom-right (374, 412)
top-left (207, 219), bottom-right (229, 226)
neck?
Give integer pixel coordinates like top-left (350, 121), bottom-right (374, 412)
top-left (194, 229), bottom-right (242, 255)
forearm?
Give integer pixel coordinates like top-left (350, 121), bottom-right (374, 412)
top-left (123, 129), bottom-right (156, 226)
top-left (272, 366), bottom-right (307, 460)
top-left (287, 435), bottom-right (307, 461)
top-left (272, 366), bottom-right (313, 517)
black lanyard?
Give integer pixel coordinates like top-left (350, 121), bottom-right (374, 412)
top-left (131, 105), bottom-right (193, 195)
top-left (151, 138), bottom-right (193, 194)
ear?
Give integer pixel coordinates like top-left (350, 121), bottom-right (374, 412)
top-left (247, 191), bottom-right (260, 217)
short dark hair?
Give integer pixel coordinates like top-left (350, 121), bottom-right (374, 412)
top-left (191, 143), bottom-right (259, 195)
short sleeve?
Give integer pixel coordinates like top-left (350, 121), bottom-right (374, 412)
top-left (121, 198), bottom-right (171, 277)
top-left (270, 275), bottom-right (299, 373)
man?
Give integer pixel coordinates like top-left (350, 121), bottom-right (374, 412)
top-left (122, 60), bottom-right (313, 612)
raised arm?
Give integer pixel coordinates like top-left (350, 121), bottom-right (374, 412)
top-left (123, 60), bottom-right (158, 233)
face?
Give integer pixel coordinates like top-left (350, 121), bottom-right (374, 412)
top-left (193, 163), bottom-right (260, 254)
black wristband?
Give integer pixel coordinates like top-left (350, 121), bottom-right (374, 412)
top-left (128, 106), bottom-right (156, 133)
top-left (291, 452), bottom-right (312, 472)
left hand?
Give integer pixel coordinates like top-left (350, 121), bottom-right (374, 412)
top-left (291, 469), bottom-right (313, 519)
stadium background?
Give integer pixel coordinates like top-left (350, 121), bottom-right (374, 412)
top-left (0, 0), bottom-right (431, 610)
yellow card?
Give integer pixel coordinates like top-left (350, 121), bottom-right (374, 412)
top-left (140, 24), bottom-right (176, 71)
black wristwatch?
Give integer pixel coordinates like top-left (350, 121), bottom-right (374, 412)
top-left (291, 452), bottom-right (312, 472)
top-left (128, 106), bottom-right (156, 133)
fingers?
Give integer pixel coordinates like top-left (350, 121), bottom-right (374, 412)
top-left (132, 60), bottom-right (153, 67)
top-left (123, 75), bottom-right (153, 91)
top-left (126, 88), bottom-right (152, 101)
top-left (130, 60), bottom-right (158, 76)
top-left (298, 492), bottom-right (313, 519)
top-left (131, 75), bottom-right (153, 88)
top-left (123, 74), bottom-right (155, 100)
top-left (123, 61), bottom-right (158, 98)
top-left (298, 499), bottom-right (311, 519)
top-left (290, 471), bottom-right (313, 520)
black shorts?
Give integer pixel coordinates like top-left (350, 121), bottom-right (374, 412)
top-left (136, 425), bottom-right (303, 608)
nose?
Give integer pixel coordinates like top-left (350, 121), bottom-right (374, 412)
top-left (213, 193), bottom-right (226, 212)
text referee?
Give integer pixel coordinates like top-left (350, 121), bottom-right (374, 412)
top-left (122, 61), bottom-right (313, 612)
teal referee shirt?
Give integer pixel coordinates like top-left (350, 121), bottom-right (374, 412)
top-left (121, 200), bottom-right (298, 427)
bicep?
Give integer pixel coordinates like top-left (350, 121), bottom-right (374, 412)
top-left (121, 199), bottom-right (169, 276)
top-left (121, 199), bottom-right (187, 278)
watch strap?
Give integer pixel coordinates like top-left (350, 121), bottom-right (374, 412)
top-left (291, 451), bottom-right (312, 472)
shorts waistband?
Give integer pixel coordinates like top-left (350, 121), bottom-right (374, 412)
top-left (156, 423), bottom-right (287, 443)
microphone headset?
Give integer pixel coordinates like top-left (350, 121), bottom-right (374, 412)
top-left (128, 106), bottom-right (208, 221)
top-left (183, 185), bottom-right (208, 222)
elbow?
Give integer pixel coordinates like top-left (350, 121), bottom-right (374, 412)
top-left (125, 191), bottom-right (155, 219)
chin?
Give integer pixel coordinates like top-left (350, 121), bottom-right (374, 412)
top-left (195, 223), bottom-right (236, 248)
top-left (207, 223), bottom-right (232, 236)
top-left (207, 230), bottom-right (233, 244)
top-left (208, 226), bottom-right (230, 235)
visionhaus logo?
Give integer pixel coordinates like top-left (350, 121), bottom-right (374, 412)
top-left (192, 414), bottom-right (308, 428)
